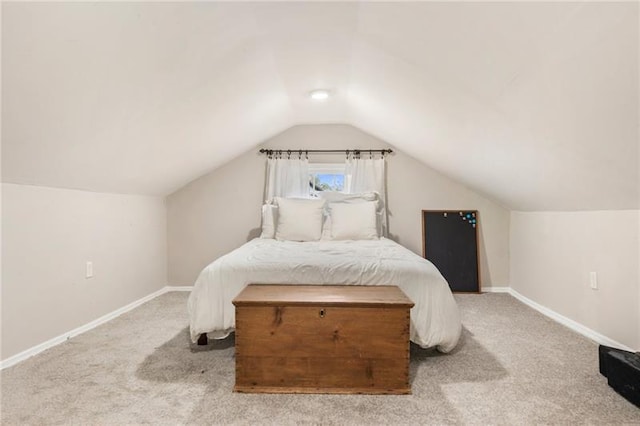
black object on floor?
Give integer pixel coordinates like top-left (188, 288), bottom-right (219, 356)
top-left (197, 333), bottom-right (208, 346)
top-left (599, 345), bottom-right (640, 408)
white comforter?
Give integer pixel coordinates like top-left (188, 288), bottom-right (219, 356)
top-left (188, 238), bottom-right (461, 352)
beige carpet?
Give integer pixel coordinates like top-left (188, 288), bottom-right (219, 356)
top-left (1, 292), bottom-right (638, 424)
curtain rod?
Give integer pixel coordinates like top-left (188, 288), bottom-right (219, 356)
top-left (259, 148), bottom-right (393, 156)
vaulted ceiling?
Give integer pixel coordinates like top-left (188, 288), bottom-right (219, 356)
top-left (2, 2), bottom-right (638, 210)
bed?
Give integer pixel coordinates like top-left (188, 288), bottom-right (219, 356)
top-left (188, 237), bottom-right (462, 353)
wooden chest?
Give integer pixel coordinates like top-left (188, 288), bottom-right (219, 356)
top-left (232, 284), bottom-right (414, 394)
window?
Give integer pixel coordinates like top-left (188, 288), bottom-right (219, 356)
top-left (309, 163), bottom-right (347, 195)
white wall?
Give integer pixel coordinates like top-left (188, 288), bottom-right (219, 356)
top-left (167, 124), bottom-right (510, 288)
top-left (1, 183), bottom-right (167, 360)
top-left (510, 210), bottom-right (640, 350)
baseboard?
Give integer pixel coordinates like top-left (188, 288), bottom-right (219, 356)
top-left (507, 288), bottom-right (635, 352)
top-left (473, 286), bottom-right (633, 351)
top-left (165, 286), bottom-right (194, 292)
top-left (481, 286), bottom-right (511, 293)
top-left (0, 285), bottom-right (191, 370)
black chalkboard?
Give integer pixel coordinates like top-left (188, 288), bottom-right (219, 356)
top-left (422, 210), bottom-right (480, 293)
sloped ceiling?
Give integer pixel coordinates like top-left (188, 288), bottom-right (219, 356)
top-left (2, 2), bottom-right (638, 210)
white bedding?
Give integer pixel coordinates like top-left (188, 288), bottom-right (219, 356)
top-left (188, 238), bottom-right (462, 353)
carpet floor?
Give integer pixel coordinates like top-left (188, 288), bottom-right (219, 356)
top-left (1, 292), bottom-right (638, 425)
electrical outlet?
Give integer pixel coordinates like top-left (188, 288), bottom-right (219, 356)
top-left (86, 261), bottom-right (93, 279)
top-left (589, 271), bottom-right (597, 290)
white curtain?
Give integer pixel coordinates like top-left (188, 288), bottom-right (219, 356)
top-left (345, 158), bottom-right (387, 235)
top-left (265, 158), bottom-right (310, 202)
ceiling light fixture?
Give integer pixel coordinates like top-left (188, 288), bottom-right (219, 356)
top-left (309, 89), bottom-right (330, 101)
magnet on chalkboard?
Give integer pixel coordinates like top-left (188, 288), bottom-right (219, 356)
top-left (473, 224), bottom-right (476, 228)
top-left (459, 212), bottom-right (463, 216)
top-left (444, 212), bottom-right (447, 217)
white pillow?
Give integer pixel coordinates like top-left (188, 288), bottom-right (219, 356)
top-left (275, 197), bottom-right (325, 242)
top-left (260, 204), bottom-right (278, 239)
top-left (318, 192), bottom-right (381, 239)
top-left (329, 201), bottom-right (379, 240)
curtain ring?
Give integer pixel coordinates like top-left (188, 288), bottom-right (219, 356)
top-left (369, 149), bottom-right (373, 159)
top-left (287, 150), bottom-right (291, 159)
top-left (305, 150), bottom-right (309, 160)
